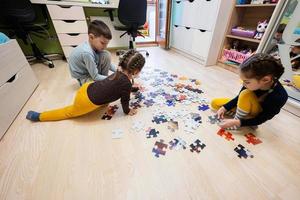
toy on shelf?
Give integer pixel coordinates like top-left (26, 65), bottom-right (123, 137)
top-left (236, 0), bottom-right (251, 4)
top-left (222, 40), bottom-right (253, 64)
top-left (251, 0), bottom-right (264, 4)
top-left (231, 26), bottom-right (256, 38)
top-left (254, 20), bottom-right (268, 40)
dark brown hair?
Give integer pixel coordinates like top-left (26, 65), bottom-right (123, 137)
top-left (88, 20), bottom-right (112, 40)
top-left (240, 53), bottom-right (284, 80)
top-left (118, 50), bottom-right (145, 74)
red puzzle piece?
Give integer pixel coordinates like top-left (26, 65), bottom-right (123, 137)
top-left (245, 133), bottom-right (262, 145)
top-left (217, 129), bottom-right (235, 141)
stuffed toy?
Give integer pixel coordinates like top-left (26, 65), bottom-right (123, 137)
top-left (254, 20), bottom-right (268, 40)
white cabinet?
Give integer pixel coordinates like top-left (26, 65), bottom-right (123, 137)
top-left (171, 0), bottom-right (233, 65)
top-left (0, 40), bottom-right (38, 138)
top-left (190, 29), bottom-right (212, 58)
top-left (171, 25), bottom-right (211, 60)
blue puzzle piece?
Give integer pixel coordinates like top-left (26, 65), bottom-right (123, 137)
top-left (152, 115), bottom-right (168, 124)
top-left (146, 128), bottom-right (160, 138)
top-left (166, 99), bottom-right (176, 107)
top-left (144, 99), bottom-right (155, 107)
top-left (198, 104), bottom-right (209, 111)
top-left (234, 144), bottom-right (254, 159)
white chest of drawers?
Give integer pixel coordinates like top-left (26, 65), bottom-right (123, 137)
top-left (0, 40), bottom-right (39, 139)
top-left (47, 4), bottom-right (88, 58)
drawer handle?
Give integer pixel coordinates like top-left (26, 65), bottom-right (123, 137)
top-left (67, 33), bottom-right (80, 36)
top-left (185, 27), bottom-right (190, 30)
top-left (188, 0), bottom-right (194, 2)
top-left (71, 45), bottom-right (78, 48)
top-left (176, 1), bottom-right (181, 4)
top-left (58, 5), bottom-right (72, 8)
top-left (174, 25), bottom-right (179, 27)
top-left (199, 29), bottom-right (206, 32)
top-left (62, 20), bottom-right (76, 23)
top-left (7, 74), bottom-right (17, 83)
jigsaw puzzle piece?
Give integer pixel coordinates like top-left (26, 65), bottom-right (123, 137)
top-left (234, 144), bottom-right (254, 159)
top-left (190, 139), bottom-right (206, 153)
top-left (245, 133), bottom-right (262, 145)
top-left (152, 139), bottom-right (168, 157)
top-left (217, 129), bottom-right (235, 141)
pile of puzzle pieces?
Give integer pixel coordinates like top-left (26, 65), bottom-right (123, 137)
top-left (108, 68), bottom-right (263, 159)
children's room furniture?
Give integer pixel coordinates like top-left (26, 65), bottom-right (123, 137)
top-left (218, 0), bottom-right (285, 71)
top-left (1, 0), bottom-right (56, 68)
top-left (0, 40), bottom-right (39, 139)
top-left (170, 0), bottom-right (235, 66)
top-left (30, 0), bottom-right (120, 59)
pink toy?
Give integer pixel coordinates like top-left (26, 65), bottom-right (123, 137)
top-left (223, 49), bottom-right (251, 64)
top-left (254, 20), bottom-right (268, 40)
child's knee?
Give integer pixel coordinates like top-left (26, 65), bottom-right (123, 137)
top-left (210, 98), bottom-right (228, 110)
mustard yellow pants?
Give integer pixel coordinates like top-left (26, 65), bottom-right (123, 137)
top-left (210, 89), bottom-right (262, 118)
top-left (40, 82), bottom-right (101, 121)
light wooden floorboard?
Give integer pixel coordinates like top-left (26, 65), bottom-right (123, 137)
top-left (0, 47), bottom-right (300, 200)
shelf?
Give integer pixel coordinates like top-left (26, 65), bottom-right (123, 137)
top-left (235, 4), bottom-right (277, 7)
top-left (226, 34), bottom-right (261, 43)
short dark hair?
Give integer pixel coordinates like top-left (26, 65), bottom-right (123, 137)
top-left (88, 20), bottom-right (112, 40)
top-left (240, 53), bottom-right (284, 80)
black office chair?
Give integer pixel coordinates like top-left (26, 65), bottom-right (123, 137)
top-left (106, 0), bottom-right (149, 57)
top-left (0, 0), bottom-right (55, 68)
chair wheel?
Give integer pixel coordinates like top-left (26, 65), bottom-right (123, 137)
top-left (48, 63), bottom-right (54, 68)
top-left (146, 52), bottom-right (149, 57)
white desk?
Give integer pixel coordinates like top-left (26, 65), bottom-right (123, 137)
top-left (31, 0), bottom-right (119, 9)
top-left (30, 0), bottom-right (120, 58)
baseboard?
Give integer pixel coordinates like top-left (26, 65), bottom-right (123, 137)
top-left (170, 47), bottom-right (206, 66)
top-left (283, 98), bottom-right (300, 118)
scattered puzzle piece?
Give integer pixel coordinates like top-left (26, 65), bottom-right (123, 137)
top-left (146, 128), bottom-right (160, 138)
top-left (198, 104), bottom-right (209, 111)
top-left (152, 139), bottom-right (168, 157)
top-left (152, 115), bottom-right (168, 124)
top-left (167, 120), bottom-right (179, 132)
top-left (144, 99), bottom-right (155, 107)
top-left (217, 129), bottom-right (235, 141)
top-left (245, 133), bottom-right (262, 145)
top-left (208, 115), bottom-right (221, 124)
top-left (190, 139), bottom-right (206, 153)
top-left (169, 138), bottom-right (187, 150)
top-left (112, 129), bottom-right (123, 139)
top-left (102, 105), bottom-right (119, 120)
top-left (234, 144), bottom-right (254, 159)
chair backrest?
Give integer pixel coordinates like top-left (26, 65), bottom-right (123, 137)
top-left (1, 0), bottom-right (35, 23)
top-left (118, 0), bottom-right (147, 29)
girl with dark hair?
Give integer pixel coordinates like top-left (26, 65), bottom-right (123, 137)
top-left (26, 50), bottom-right (145, 122)
top-left (211, 53), bottom-right (288, 129)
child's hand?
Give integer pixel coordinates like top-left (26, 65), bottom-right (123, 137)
top-left (217, 106), bottom-right (227, 119)
top-left (128, 109), bottom-right (137, 116)
top-left (219, 119), bottom-right (241, 129)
